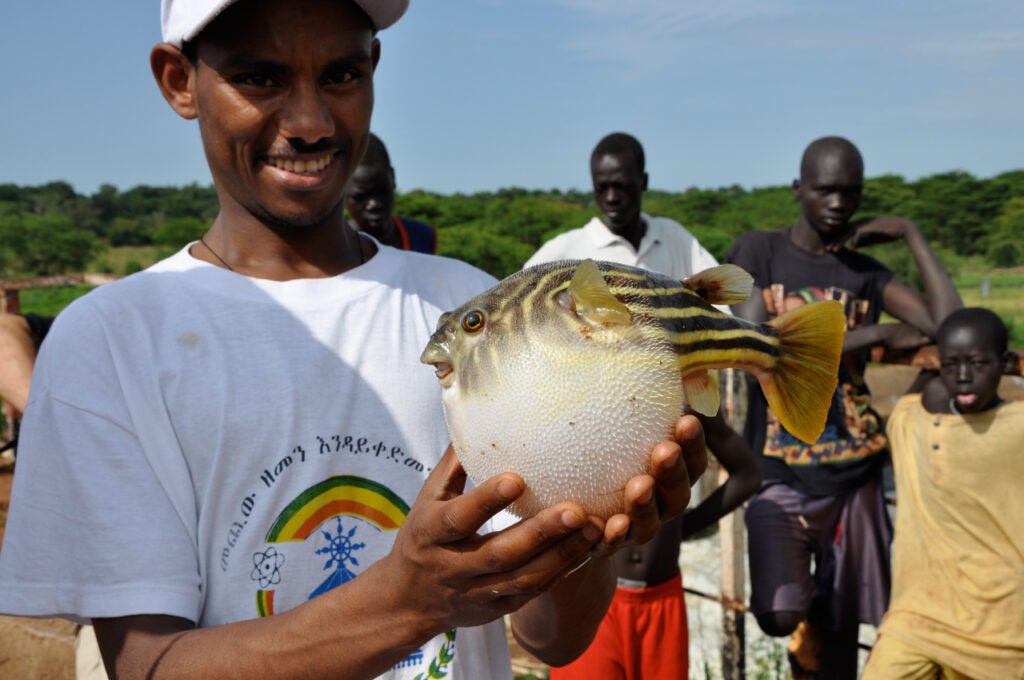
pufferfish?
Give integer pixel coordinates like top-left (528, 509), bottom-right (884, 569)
top-left (421, 259), bottom-right (844, 519)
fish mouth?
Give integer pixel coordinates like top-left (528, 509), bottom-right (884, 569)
top-left (420, 342), bottom-right (455, 387)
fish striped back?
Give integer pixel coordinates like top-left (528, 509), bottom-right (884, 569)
top-left (489, 261), bottom-right (782, 375)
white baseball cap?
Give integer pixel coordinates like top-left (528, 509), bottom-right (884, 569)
top-left (161, 0), bottom-right (409, 47)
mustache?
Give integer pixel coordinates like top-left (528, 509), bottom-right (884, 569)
top-left (266, 138), bottom-right (342, 157)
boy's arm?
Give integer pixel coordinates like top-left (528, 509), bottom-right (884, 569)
top-left (847, 217), bottom-right (962, 337)
top-left (682, 412), bottom-right (761, 539)
top-left (0, 313), bottom-right (39, 412)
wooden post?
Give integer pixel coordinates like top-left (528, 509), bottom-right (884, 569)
top-left (720, 369), bottom-right (746, 679)
top-left (1, 288), bottom-right (20, 313)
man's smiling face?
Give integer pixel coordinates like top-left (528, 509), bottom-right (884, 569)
top-left (190, 0), bottom-right (379, 229)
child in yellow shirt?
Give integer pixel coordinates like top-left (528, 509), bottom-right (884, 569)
top-left (864, 308), bottom-right (1023, 680)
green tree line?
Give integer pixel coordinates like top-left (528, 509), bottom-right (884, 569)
top-left (1, 170), bottom-right (1023, 281)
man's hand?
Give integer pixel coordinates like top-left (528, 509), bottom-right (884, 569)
top-left (377, 447), bottom-right (606, 637)
top-left (595, 414), bottom-right (707, 553)
top-left (844, 216), bottom-right (919, 250)
top-left (877, 323), bottom-right (931, 351)
top-left (377, 414), bottom-right (706, 638)
top-left (508, 413), bottom-right (707, 665)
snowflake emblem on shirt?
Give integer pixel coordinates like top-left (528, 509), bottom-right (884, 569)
top-left (308, 517), bottom-right (366, 599)
top-left (251, 547), bottom-right (286, 588)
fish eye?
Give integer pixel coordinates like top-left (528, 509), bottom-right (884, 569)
top-left (462, 310), bottom-right (486, 333)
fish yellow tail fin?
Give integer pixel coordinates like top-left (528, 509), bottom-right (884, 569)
top-left (757, 300), bottom-right (845, 444)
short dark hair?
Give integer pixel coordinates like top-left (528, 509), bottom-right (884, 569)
top-left (800, 136), bottom-right (863, 180)
top-left (591, 132), bottom-right (645, 174)
top-left (360, 133), bottom-right (392, 168)
top-left (180, 39), bottom-right (199, 66)
top-left (937, 307), bottom-right (1009, 354)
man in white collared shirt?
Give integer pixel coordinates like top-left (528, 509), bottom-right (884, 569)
top-left (524, 132), bottom-right (719, 279)
top-left (525, 133), bottom-right (756, 680)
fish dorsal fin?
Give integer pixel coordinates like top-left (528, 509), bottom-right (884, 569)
top-left (683, 264), bottom-right (754, 305)
top-left (567, 259), bottom-right (631, 326)
top-left (683, 370), bottom-right (720, 416)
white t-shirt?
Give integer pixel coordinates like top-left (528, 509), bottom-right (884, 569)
top-left (524, 213), bottom-right (719, 279)
top-left (0, 244), bottom-right (512, 679)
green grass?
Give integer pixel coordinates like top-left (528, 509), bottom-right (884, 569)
top-left (953, 265), bottom-right (1024, 347)
top-left (89, 245), bottom-right (166, 275)
top-left (10, 246), bottom-right (167, 317)
top-left (18, 285), bottom-right (95, 317)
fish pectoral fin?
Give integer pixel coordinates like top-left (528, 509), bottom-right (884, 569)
top-left (568, 259), bottom-right (631, 326)
top-left (683, 370), bottom-right (720, 416)
top-left (683, 264), bottom-right (754, 305)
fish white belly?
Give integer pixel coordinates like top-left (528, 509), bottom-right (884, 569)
top-left (443, 339), bottom-right (683, 518)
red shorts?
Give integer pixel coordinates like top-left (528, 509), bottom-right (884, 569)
top-left (549, 573), bottom-right (688, 680)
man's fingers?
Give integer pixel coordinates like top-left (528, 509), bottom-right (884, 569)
top-left (476, 503), bottom-right (598, 572)
top-left (622, 475), bottom-right (661, 545)
top-left (473, 515), bottom-right (602, 595)
top-left (591, 513), bottom-right (631, 557)
top-left (673, 415), bottom-right (707, 490)
top-left (421, 469), bottom-right (526, 544)
top-left (415, 446), bottom-right (469, 504)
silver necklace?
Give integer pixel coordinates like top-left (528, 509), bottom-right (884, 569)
top-left (948, 398), bottom-right (962, 416)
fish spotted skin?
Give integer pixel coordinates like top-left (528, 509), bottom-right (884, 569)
top-left (422, 259), bottom-right (844, 518)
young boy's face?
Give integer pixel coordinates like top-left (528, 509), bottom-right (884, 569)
top-left (939, 324), bottom-right (1007, 414)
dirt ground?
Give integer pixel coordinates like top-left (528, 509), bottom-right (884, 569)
top-left (0, 462), bottom-right (78, 679)
top-left (1, 366), bottom-right (1021, 679)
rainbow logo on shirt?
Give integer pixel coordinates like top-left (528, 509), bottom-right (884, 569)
top-left (255, 475), bottom-right (409, 617)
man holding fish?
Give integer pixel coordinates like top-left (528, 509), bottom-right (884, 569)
top-left (0, 1), bottom-right (712, 678)
top-left (728, 136), bottom-right (962, 679)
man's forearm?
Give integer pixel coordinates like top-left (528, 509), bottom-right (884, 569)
top-left (904, 226), bottom-right (962, 334)
top-left (682, 470), bottom-right (760, 539)
top-left (510, 556), bottom-right (615, 668)
top-left (0, 314), bottom-right (37, 412)
top-left (96, 560), bottom-right (438, 680)
top-left (842, 325), bottom-right (889, 355)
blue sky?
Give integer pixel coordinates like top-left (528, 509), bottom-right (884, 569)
top-left (2, 0), bottom-right (1022, 196)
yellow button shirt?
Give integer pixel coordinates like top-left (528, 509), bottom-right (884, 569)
top-left (879, 394), bottom-right (1024, 680)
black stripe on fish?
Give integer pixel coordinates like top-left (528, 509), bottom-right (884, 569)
top-left (671, 336), bottom-right (781, 356)
top-left (661, 314), bottom-right (779, 336)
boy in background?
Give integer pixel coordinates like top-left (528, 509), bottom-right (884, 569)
top-left (864, 308), bottom-right (1023, 679)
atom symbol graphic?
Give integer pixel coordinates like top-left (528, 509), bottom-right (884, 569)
top-left (251, 547), bottom-right (286, 588)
